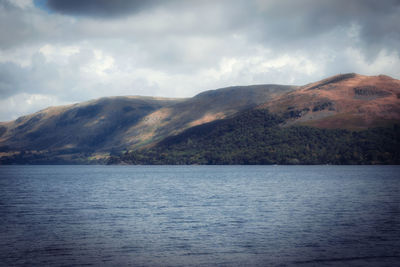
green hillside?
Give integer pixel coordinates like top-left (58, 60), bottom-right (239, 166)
top-left (115, 109), bottom-right (400, 165)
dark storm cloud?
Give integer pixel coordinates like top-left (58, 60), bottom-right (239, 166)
top-left (45, 0), bottom-right (162, 17)
top-left (250, 0), bottom-right (400, 55)
top-left (7, 0), bottom-right (399, 57)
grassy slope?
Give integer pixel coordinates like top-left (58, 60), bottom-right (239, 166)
top-left (116, 109), bottom-right (400, 165)
top-left (0, 84), bottom-right (296, 164)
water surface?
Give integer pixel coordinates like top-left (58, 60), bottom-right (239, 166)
top-left (0, 165), bottom-right (399, 266)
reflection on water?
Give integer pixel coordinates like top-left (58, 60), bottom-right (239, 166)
top-left (0, 165), bottom-right (399, 266)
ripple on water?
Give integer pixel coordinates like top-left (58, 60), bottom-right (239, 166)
top-left (0, 165), bottom-right (399, 266)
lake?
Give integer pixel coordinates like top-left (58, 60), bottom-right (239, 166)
top-left (0, 165), bottom-right (399, 266)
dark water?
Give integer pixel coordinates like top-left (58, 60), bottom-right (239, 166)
top-left (0, 166), bottom-right (399, 266)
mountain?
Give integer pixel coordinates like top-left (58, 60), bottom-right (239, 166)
top-left (1, 73), bottom-right (399, 164)
top-left (261, 73), bottom-right (400, 129)
top-left (0, 84), bottom-right (296, 163)
top-left (0, 96), bottom-right (182, 163)
top-left (115, 73), bottom-right (400, 165)
top-left (117, 84), bottom-right (296, 150)
top-left (116, 109), bottom-right (400, 165)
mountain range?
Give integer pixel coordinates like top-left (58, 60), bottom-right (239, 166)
top-left (1, 73), bottom-right (399, 164)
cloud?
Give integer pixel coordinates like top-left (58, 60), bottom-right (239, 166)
top-left (248, 0), bottom-right (400, 56)
top-left (0, 93), bottom-right (62, 122)
top-left (0, 0), bottom-right (400, 121)
top-left (45, 0), bottom-right (162, 18)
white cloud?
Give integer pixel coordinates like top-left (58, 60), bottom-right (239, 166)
top-left (344, 48), bottom-right (400, 76)
top-left (39, 44), bottom-right (81, 63)
top-left (0, 0), bottom-right (399, 121)
top-left (7, 0), bottom-right (33, 9)
top-left (0, 93), bottom-right (64, 121)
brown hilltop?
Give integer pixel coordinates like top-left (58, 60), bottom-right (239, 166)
top-left (261, 73), bottom-right (400, 129)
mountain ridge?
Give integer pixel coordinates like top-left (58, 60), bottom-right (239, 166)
top-left (1, 73), bottom-right (399, 164)
top-left (0, 83), bottom-right (297, 163)
top-left (260, 73), bottom-right (400, 129)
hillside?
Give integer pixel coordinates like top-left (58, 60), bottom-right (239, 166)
top-left (115, 73), bottom-right (400, 165)
top-left (0, 84), bottom-right (296, 163)
top-left (115, 109), bottom-right (400, 165)
top-left (1, 73), bottom-right (399, 164)
top-left (118, 84), bottom-right (296, 149)
top-left (0, 96), bottom-right (182, 162)
top-left (261, 73), bottom-right (400, 129)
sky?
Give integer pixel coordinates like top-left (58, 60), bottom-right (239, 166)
top-left (1, 0), bottom-right (400, 121)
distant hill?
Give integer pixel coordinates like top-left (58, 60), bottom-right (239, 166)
top-left (115, 73), bottom-right (400, 165)
top-left (119, 84), bottom-right (296, 150)
top-left (0, 84), bottom-right (296, 163)
top-left (261, 73), bottom-right (400, 129)
top-left (0, 96), bottom-right (181, 153)
top-left (1, 73), bottom-right (399, 164)
top-left (116, 109), bottom-right (399, 165)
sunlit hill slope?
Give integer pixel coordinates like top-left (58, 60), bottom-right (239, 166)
top-left (1, 73), bottom-right (399, 164)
